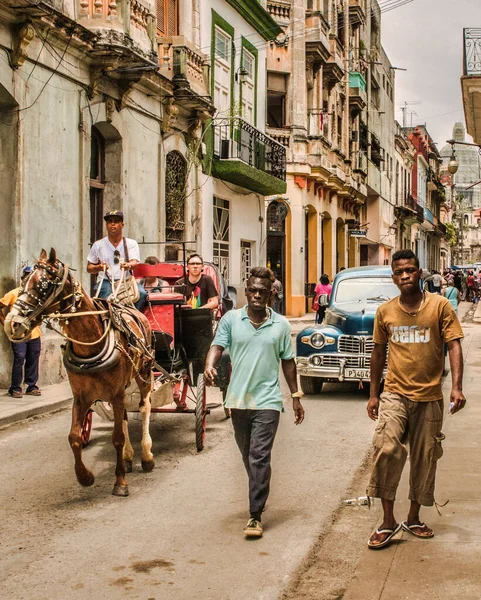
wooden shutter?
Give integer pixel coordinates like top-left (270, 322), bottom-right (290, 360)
top-left (156, 0), bottom-right (165, 35)
top-left (167, 0), bottom-right (178, 36)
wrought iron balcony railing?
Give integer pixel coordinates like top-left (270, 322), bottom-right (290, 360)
top-left (215, 118), bottom-right (286, 182)
top-left (464, 28), bottom-right (481, 76)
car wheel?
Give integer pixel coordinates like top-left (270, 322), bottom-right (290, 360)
top-left (300, 376), bottom-right (324, 395)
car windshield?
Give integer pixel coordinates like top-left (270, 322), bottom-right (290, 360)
top-left (334, 277), bottom-right (399, 304)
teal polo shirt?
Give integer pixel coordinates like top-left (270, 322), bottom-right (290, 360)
top-left (212, 305), bottom-right (295, 411)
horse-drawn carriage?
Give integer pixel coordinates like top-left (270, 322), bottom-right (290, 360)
top-left (4, 249), bottom-right (233, 497)
top-left (81, 259), bottom-right (234, 452)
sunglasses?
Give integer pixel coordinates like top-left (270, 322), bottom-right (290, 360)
top-left (114, 250), bottom-right (120, 265)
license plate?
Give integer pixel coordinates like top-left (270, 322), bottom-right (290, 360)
top-left (345, 368), bottom-right (370, 380)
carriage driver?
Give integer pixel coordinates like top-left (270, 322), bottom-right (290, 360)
top-left (87, 210), bottom-right (147, 311)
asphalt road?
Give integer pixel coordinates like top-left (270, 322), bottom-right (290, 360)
top-left (1, 378), bottom-right (375, 600)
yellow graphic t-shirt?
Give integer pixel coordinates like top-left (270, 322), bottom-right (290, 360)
top-left (0, 288), bottom-right (42, 339)
top-left (373, 293), bottom-right (463, 402)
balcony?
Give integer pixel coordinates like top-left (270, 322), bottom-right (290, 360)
top-left (348, 71), bottom-right (367, 115)
top-left (349, 0), bottom-right (366, 24)
top-left (352, 150), bottom-right (367, 176)
top-left (213, 118), bottom-right (287, 195)
top-left (394, 194), bottom-right (424, 224)
top-left (324, 35), bottom-right (344, 88)
top-left (305, 11), bottom-right (331, 64)
top-left (158, 37), bottom-right (213, 113)
top-left (461, 28), bottom-right (481, 144)
top-left (267, 0), bottom-right (291, 24)
top-left (266, 128), bottom-right (291, 148)
top-left (307, 109), bottom-right (330, 139)
top-left (78, 0), bottom-right (157, 66)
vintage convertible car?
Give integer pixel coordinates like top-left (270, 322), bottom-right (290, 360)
top-left (296, 266), bottom-right (400, 394)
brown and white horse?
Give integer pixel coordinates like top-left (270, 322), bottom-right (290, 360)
top-left (5, 249), bottom-right (154, 496)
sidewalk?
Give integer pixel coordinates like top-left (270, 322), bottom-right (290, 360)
top-left (0, 381), bottom-right (72, 429)
top-left (343, 302), bottom-right (481, 600)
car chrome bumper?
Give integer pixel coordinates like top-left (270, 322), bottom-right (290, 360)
top-left (296, 356), bottom-right (386, 382)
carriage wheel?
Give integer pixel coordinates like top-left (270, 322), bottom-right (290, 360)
top-left (81, 410), bottom-right (93, 448)
top-left (195, 373), bottom-right (207, 452)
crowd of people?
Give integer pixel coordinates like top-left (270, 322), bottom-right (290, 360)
top-left (423, 268), bottom-right (481, 313)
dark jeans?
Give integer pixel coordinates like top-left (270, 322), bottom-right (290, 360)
top-left (9, 337), bottom-right (41, 394)
top-left (316, 306), bottom-right (327, 324)
top-left (231, 409), bottom-right (280, 519)
top-left (95, 279), bottom-right (147, 311)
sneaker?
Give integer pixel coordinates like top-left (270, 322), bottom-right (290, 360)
top-left (8, 390), bottom-right (23, 398)
top-left (243, 518), bottom-right (263, 538)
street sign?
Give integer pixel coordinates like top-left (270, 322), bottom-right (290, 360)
top-left (350, 230), bottom-right (367, 237)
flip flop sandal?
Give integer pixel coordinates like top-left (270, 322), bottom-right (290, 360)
top-left (401, 521), bottom-right (434, 538)
top-left (367, 523), bottom-right (402, 549)
top-left (26, 389), bottom-right (42, 396)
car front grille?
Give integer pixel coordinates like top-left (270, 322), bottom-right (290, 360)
top-left (338, 335), bottom-right (374, 354)
top-left (311, 355), bottom-right (370, 368)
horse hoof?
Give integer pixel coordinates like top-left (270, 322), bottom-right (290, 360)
top-left (141, 459), bottom-right (155, 473)
top-left (124, 460), bottom-right (133, 473)
top-left (112, 484), bottom-right (129, 497)
top-left (77, 470), bottom-right (95, 487)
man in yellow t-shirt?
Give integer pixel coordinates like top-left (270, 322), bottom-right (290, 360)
top-left (0, 267), bottom-right (42, 399)
top-left (366, 250), bottom-right (465, 550)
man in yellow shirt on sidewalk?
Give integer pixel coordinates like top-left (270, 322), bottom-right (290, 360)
top-left (0, 267), bottom-right (42, 398)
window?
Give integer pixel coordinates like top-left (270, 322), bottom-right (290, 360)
top-left (242, 51), bottom-right (254, 80)
top-left (267, 72), bottom-right (287, 128)
top-left (213, 198), bottom-right (230, 281)
top-left (215, 28), bottom-right (230, 62)
top-left (241, 240), bottom-right (253, 286)
top-left (156, 0), bottom-right (178, 36)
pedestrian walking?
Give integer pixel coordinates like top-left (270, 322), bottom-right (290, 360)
top-left (270, 271), bottom-right (284, 314)
top-left (0, 267), bottom-right (42, 398)
top-left (204, 266), bottom-right (305, 539)
top-left (313, 274), bottom-right (332, 324)
top-left (366, 249), bottom-right (465, 549)
top-left (443, 280), bottom-right (460, 314)
top-left (431, 270), bottom-right (442, 294)
top-left (87, 210), bottom-right (147, 310)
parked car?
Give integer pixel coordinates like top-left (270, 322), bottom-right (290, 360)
top-left (296, 266), bottom-right (400, 394)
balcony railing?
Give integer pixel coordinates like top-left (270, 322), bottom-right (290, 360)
top-left (79, 0), bottom-right (155, 46)
top-left (158, 37), bottom-right (209, 94)
top-left (464, 28), bottom-right (481, 76)
top-left (405, 194), bottom-right (425, 222)
top-left (266, 128), bottom-right (291, 148)
top-left (266, 0), bottom-right (291, 22)
top-left (215, 118), bottom-right (286, 182)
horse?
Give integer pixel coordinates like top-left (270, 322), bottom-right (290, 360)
top-left (4, 248), bottom-right (155, 496)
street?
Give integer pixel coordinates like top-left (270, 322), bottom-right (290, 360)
top-left (1, 379), bottom-right (374, 600)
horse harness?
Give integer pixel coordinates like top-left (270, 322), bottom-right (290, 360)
top-left (22, 259), bottom-right (156, 380)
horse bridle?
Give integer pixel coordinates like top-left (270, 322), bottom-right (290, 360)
top-left (15, 260), bottom-right (78, 329)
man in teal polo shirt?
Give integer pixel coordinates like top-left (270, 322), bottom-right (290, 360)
top-left (204, 266), bottom-right (305, 538)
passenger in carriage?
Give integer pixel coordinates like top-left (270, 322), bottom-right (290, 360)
top-left (139, 256), bottom-right (168, 294)
top-left (175, 253), bottom-right (219, 310)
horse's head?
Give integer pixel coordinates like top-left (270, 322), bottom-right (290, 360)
top-left (5, 248), bottom-right (70, 342)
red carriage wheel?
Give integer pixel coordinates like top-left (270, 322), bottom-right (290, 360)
top-left (195, 374), bottom-right (207, 452)
top-left (81, 410), bottom-right (93, 448)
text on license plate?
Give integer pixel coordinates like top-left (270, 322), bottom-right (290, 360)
top-left (345, 368), bottom-right (370, 379)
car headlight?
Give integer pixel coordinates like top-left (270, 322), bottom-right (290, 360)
top-left (310, 333), bottom-right (325, 348)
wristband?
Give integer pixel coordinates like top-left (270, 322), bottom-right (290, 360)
top-left (291, 391), bottom-right (304, 399)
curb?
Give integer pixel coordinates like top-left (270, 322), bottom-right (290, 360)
top-left (0, 397), bottom-right (72, 429)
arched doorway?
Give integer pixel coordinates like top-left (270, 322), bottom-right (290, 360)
top-left (266, 200), bottom-right (288, 314)
top-left (321, 212), bottom-right (332, 278)
top-left (336, 217), bottom-right (346, 272)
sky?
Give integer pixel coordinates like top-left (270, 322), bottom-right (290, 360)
top-left (381, 0), bottom-right (481, 149)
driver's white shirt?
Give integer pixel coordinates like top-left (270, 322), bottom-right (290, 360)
top-left (87, 236), bottom-right (140, 282)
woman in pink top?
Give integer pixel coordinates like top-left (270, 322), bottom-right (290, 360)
top-left (313, 274), bottom-right (332, 324)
